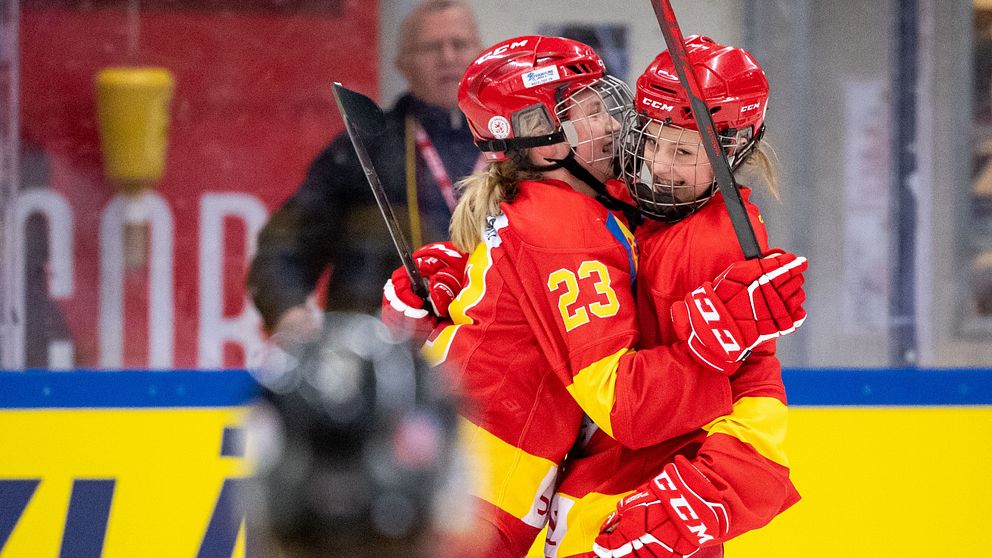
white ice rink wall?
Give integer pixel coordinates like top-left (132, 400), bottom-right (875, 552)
top-left (382, 1), bottom-right (992, 369)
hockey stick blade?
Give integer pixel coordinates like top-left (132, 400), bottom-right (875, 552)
top-left (649, 0), bottom-right (762, 259)
top-left (332, 82), bottom-right (386, 136)
top-left (331, 82), bottom-right (433, 310)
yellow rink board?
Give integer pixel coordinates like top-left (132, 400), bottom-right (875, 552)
top-left (2, 370), bottom-right (990, 557)
top-left (726, 406), bottom-right (992, 557)
top-left (0, 408), bottom-right (249, 558)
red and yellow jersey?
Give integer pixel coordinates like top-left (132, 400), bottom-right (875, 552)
top-left (545, 190), bottom-right (801, 558)
top-left (424, 180), bottom-right (732, 556)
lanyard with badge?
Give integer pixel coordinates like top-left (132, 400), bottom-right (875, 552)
top-left (404, 115), bottom-right (488, 247)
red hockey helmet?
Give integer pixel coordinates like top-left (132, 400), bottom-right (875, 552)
top-left (457, 35), bottom-right (631, 164)
top-left (635, 35), bottom-right (769, 136)
top-left (621, 36), bottom-right (769, 221)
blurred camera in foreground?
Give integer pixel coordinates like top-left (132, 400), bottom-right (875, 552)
top-left (245, 312), bottom-right (471, 558)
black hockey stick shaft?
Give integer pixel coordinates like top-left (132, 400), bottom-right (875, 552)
top-left (649, 0), bottom-right (762, 259)
top-left (331, 82), bottom-right (433, 309)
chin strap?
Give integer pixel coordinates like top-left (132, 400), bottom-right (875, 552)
top-left (546, 151), bottom-right (643, 229)
top-left (475, 131), bottom-right (566, 154)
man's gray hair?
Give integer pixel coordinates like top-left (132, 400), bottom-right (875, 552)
top-left (397, 0), bottom-right (479, 55)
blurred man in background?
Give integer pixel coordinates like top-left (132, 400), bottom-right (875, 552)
top-left (248, 0), bottom-right (483, 347)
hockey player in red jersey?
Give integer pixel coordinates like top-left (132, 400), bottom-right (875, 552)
top-left (381, 35), bottom-right (806, 557)
top-left (540, 36), bottom-right (802, 558)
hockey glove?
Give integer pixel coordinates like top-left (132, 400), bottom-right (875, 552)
top-left (672, 250), bottom-right (807, 375)
top-left (593, 456), bottom-right (728, 558)
top-left (411, 241), bottom-right (468, 318)
top-left (381, 242), bottom-right (466, 344)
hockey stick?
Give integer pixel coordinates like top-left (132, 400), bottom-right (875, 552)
top-left (649, 0), bottom-right (762, 259)
top-left (331, 82), bottom-right (433, 309)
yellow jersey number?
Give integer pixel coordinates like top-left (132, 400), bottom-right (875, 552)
top-left (547, 260), bottom-right (620, 331)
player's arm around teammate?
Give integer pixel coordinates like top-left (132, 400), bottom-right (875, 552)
top-left (381, 35), bottom-right (808, 557)
top-left (589, 37), bottom-right (804, 558)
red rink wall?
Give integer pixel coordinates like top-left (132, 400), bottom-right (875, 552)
top-left (18, 0), bottom-right (379, 369)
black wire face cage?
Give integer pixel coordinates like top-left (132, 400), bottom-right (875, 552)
top-left (553, 75), bottom-right (633, 171)
top-left (619, 112), bottom-right (754, 222)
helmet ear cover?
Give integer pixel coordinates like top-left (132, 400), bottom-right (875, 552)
top-left (475, 102), bottom-right (566, 153)
top-left (724, 122), bottom-right (765, 172)
top-left (513, 104), bottom-right (556, 137)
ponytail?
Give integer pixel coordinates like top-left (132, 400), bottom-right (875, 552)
top-left (450, 112), bottom-right (561, 251)
top-left (739, 142), bottom-right (780, 200)
top-left (450, 154), bottom-right (541, 251)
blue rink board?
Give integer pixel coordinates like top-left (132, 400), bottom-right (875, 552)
top-left (0, 370), bottom-right (260, 408)
top-left (783, 367), bottom-right (992, 406)
top-left (0, 368), bottom-right (990, 408)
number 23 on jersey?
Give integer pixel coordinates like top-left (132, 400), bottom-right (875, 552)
top-left (547, 260), bottom-right (620, 331)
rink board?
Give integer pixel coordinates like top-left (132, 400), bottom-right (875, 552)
top-left (0, 369), bottom-right (990, 558)
top-left (726, 368), bottom-right (992, 558)
top-left (0, 371), bottom-right (257, 558)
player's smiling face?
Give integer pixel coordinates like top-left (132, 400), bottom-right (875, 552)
top-left (563, 86), bottom-right (623, 181)
top-left (640, 120), bottom-right (714, 204)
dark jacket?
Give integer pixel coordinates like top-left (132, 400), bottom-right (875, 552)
top-left (248, 93), bottom-right (480, 329)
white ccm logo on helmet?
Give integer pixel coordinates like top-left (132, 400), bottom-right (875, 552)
top-left (475, 39), bottom-right (529, 65)
top-left (642, 97), bottom-right (674, 112)
top-left (740, 101), bottom-right (762, 113)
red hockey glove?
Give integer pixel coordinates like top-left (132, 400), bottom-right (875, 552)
top-left (381, 242), bottom-right (466, 344)
top-left (671, 250), bottom-right (807, 375)
top-left (410, 242), bottom-right (468, 318)
top-left (594, 456), bottom-right (728, 558)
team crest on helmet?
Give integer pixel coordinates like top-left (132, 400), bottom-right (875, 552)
top-left (487, 116), bottom-right (511, 139)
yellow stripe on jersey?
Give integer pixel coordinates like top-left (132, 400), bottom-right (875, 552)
top-left (422, 321), bottom-right (460, 367)
top-left (548, 490), bottom-right (633, 558)
top-left (702, 396), bottom-right (790, 467)
top-left (604, 212), bottom-right (638, 281)
top-left (565, 347), bottom-right (631, 439)
top-left (459, 417), bottom-right (559, 527)
top-left (423, 242), bottom-right (492, 366)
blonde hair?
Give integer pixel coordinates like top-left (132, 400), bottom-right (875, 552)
top-left (738, 142), bottom-right (780, 200)
top-left (449, 158), bottom-right (541, 251)
top-left (450, 107), bottom-right (559, 251)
